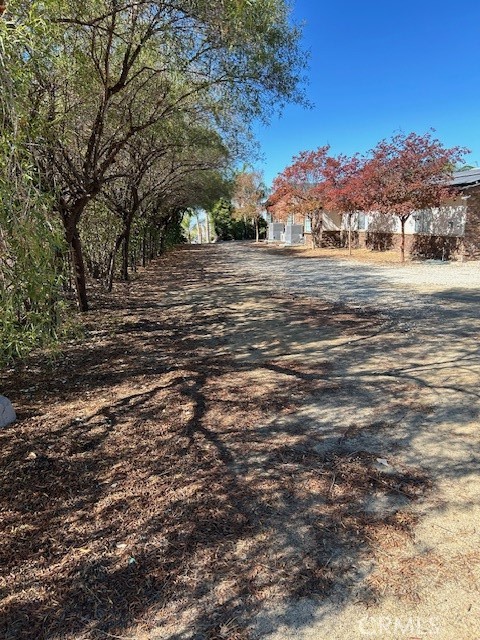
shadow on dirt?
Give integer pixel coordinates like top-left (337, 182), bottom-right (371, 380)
top-left (1, 245), bottom-right (479, 639)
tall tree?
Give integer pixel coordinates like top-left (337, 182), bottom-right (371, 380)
top-left (232, 170), bottom-right (266, 242)
top-left (210, 198), bottom-right (236, 240)
top-left (99, 119), bottom-right (229, 287)
top-left (362, 131), bottom-right (468, 262)
top-left (17, 0), bottom-right (307, 310)
top-left (271, 146), bottom-right (330, 247)
top-left (322, 154), bottom-right (365, 255)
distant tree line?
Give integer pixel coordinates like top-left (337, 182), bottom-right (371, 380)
top-left (211, 171), bottom-right (267, 242)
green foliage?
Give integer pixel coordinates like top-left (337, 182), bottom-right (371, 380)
top-left (163, 213), bottom-right (187, 249)
top-left (0, 4), bottom-right (70, 365)
top-left (211, 199), bottom-right (235, 240)
top-left (0, 183), bottom-right (68, 364)
top-left (210, 198), bottom-right (266, 240)
top-left (0, 0), bottom-right (306, 360)
top-left (455, 164), bottom-right (476, 171)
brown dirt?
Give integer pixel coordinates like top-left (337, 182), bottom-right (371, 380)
top-left (1, 244), bottom-right (478, 640)
top-left (258, 242), bottom-right (415, 264)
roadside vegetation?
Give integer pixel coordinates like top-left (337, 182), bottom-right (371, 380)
top-left (0, 0), bottom-right (306, 364)
top-left (210, 172), bottom-right (267, 242)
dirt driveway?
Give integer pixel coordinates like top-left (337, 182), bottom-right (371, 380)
top-left (1, 243), bottom-right (479, 640)
top-left (225, 244), bottom-right (480, 639)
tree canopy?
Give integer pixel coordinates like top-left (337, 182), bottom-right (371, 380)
top-left (270, 146), bottom-right (330, 247)
top-left (270, 131), bottom-right (468, 260)
top-left (361, 131), bottom-right (468, 261)
top-left (0, 0), bottom-right (307, 361)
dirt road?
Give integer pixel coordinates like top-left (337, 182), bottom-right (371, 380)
top-left (1, 243), bottom-right (479, 640)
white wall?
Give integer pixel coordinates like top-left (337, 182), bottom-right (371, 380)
top-left (413, 200), bottom-right (467, 236)
top-left (351, 198), bottom-right (467, 237)
top-left (322, 211), bottom-right (342, 230)
top-left (281, 200), bottom-right (467, 238)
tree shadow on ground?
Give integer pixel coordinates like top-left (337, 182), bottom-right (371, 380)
top-left (1, 245), bottom-right (479, 639)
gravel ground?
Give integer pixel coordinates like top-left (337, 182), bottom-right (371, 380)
top-left (225, 244), bottom-right (480, 321)
top-left (218, 243), bottom-right (480, 640)
top-left (2, 243), bottom-right (478, 640)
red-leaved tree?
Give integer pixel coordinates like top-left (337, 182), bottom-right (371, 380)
top-left (362, 131), bottom-right (468, 262)
top-left (322, 153), bottom-right (365, 255)
top-left (271, 146), bottom-right (330, 247)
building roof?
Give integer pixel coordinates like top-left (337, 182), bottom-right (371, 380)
top-left (449, 168), bottom-right (480, 188)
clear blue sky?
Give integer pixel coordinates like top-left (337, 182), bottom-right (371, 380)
top-left (255, 0), bottom-right (480, 189)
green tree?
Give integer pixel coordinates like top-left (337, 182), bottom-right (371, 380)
top-left (211, 199), bottom-right (236, 240)
top-left (0, 8), bottom-right (67, 363)
top-left (14, 0), bottom-right (307, 310)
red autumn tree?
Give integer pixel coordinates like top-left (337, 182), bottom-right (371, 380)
top-left (265, 181), bottom-right (292, 222)
top-left (362, 131), bottom-right (468, 262)
top-left (271, 146), bottom-right (330, 247)
top-left (322, 153), bottom-right (365, 255)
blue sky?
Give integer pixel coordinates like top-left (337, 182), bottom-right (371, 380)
top-left (255, 0), bottom-right (480, 188)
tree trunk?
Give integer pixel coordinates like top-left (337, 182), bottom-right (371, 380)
top-left (106, 250), bottom-right (116, 293)
top-left (205, 213), bottom-right (211, 243)
top-left (149, 230), bottom-right (154, 260)
top-left (120, 219), bottom-right (132, 281)
top-left (312, 210), bottom-right (323, 249)
top-left (62, 198), bottom-right (89, 311)
top-left (254, 218), bottom-right (259, 243)
top-left (142, 231), bottom-right (147, 267)
top-left (348, 213), bottom-right (353, 256)
top-left (70, 231), bottom-right (89, 312)
top-left (196, 213), bottom-right (202, 244)
top-left (121, 235), bottom-right (129, 280)
top-left (65, 250), bottom-right (73, 293)
top-left (400, 217), bottom-right (406, 263)
top-left (106, 232), bottom-right (125, 293)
